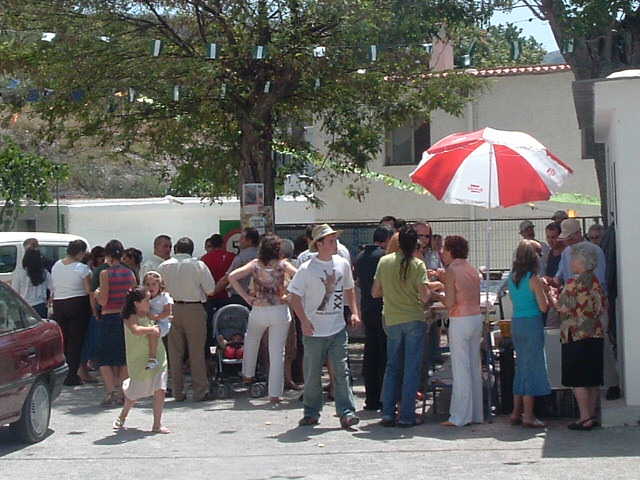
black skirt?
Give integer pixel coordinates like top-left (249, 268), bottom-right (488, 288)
top-left (561, 337), bottom-right (604, 387)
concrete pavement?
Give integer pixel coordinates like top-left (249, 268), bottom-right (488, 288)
top-left (2, 377), bottom-right (640, 480)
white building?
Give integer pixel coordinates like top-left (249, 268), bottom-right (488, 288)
top-left (585, 71), bottom-right (640, 422)
top-left (306, 64), bottom-right (601, 223)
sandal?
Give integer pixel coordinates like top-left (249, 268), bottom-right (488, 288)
top-left (113, 415), bottom-right (126, 430)
top-left (101, 391), bottom-right (116, 407)
top-left (152, 426), bottom-right (171, 434)
top-left (509, 416), bottom-right (523, 426)
top-left (568, 418), bottom-right (594, 431)
top-left (522, 419), bottom-right (546, 429)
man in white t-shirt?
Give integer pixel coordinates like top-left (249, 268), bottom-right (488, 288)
top-left (295, 224), bottom-right (351, 267)
top-left (288, 224), bottom-right (361, 429)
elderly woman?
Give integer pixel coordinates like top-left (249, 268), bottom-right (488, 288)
top-left (438, 235), bottom-right (483, 427)
top-left (554, 242), bottom-right (606, 431)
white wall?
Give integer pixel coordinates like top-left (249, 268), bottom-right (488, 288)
top-left (595, 77), bottom-right (640, 406)
top-left (308, 71), bottom-right (601, 222)
top-left (22, 197), bottom-right (316, 259)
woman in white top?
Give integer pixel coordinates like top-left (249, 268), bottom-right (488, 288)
top-left (51, 240), bottom-right (93, 386)
top-left (12, 248), bottom-right (52, 319)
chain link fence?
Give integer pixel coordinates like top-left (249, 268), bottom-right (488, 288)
top-left (276, 216), bottom-right (602, 272)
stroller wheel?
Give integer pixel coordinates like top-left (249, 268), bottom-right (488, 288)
top-left (249, 382), bottom-right (267, 398)
top-left (214, 383), bottom-right (230, 399)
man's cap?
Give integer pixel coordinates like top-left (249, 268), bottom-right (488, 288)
top-left (309, 224), bottom-right (340, 252)
top-left (558, 218), bottom-right (581, 240)
top-left (519, 220), bottom-right (534, 234)
top-left (552, 210), bottom-right (569, 222)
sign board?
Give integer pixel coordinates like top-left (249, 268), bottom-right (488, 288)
top-left (219, 219), bottom-right (241, 254)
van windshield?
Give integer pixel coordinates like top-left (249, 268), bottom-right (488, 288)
top-left (0, 246), bottom-right (17, 273)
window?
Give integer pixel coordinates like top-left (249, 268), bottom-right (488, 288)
top-left (0, 245), bottom-right (17, 274)
top-left (0, 285), bottom-right (24, 334)
top-left (39, 245), bottom-right (68, 266)
top-left (385, 120), bottom-right (431, 166)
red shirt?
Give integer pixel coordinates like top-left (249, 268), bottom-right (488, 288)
top-left (201, 249), bottom-right (236, 299)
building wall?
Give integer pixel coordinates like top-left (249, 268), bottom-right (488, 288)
top-left (595, 77), bottom-right (640, 406)
top-left (306, 71), bottom-right (601, 223)
top-left (19, 197), bottom-right (316, 259)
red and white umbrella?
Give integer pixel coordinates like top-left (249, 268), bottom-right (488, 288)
top-left (410, 127), bottom-right (573, 208)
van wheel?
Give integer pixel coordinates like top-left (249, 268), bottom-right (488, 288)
top-left (11, 379), bottom-right (51, 443)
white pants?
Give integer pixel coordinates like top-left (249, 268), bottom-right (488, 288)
top-left (448, 314), bottom-right (484, 426)
top-left (242, 304), bottom-right (291, 398)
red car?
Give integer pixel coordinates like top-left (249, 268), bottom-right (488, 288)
top-left (0, 280), bottom-right (67, 443)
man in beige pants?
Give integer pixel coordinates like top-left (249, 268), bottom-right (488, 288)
top-left (159, 237), bottom-right (216, 402)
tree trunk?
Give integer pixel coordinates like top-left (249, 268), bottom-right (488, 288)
top-left (238, 115), bottom-right (276, 233)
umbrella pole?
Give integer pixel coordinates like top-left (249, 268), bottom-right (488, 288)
top-left (484, 145), bottom-right (495, 421)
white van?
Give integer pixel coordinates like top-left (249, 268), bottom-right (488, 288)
top-left (0, 232), bottom-right (90, 284)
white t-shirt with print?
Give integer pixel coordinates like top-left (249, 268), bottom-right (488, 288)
top-left (149, 291), bottom-right (173, 337)
top-left (288, 255), bottom-right (354, 337)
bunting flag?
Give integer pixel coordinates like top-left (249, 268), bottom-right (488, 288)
top-left (510, 40), bottom-right (522, 61)
top-left (313, 46), bottom-right (326, 58)
top-left (150, 39), bottom-right (163, 57)
top-left (206, 43), bottom-right (218, 59)
top-left (369, 45), bottom-right (378, 62)
top-left (172, 85), bottom-right (180, 102)
top-left (562, 39), bottom-right (574, 54)
top-left (253, 45), bottom-right (267, 59)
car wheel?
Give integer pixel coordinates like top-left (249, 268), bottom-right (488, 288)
top-left (11, 378), bottom-right (51, 443)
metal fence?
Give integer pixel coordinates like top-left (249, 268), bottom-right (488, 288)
top-left (276, 216), bottom-right (602, 272)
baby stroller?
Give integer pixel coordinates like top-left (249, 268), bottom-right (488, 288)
top-left (209, 304), bottom-right (268, 399)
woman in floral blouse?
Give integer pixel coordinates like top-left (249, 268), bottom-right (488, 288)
top-left (553, 242), bottom-right (606, 431)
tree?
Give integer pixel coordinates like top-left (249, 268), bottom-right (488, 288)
top-left (496, 0), bottom-right (640, 221)
top-left (456, 23), bottom-right (546, 68)
top-left (0, 137), bottom-right (68, 231)
top-left (0, 1), bottom-right (487, 230)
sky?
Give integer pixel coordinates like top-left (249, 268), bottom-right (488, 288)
top-left (492, 8), bottom-right (558, 52)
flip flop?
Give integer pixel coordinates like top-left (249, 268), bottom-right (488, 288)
top-left (522, 419), bottom-right (546, 428)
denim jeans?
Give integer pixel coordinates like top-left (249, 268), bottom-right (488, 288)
top-left (382, 320), bottom-right (427, 424)
top-left (302, 328), bottom-right (356, 419)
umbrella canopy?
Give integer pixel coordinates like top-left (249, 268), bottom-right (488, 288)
top-left (410, 127), bottom-right (573, 208)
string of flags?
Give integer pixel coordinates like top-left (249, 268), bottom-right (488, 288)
top-left (0, 29), bottom-right (541, 108)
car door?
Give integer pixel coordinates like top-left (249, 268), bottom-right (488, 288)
top-left (0, 284), bottom-right (37, 424)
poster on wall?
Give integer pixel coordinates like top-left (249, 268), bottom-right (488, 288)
top-left (241, 205), bottom-right (273, 235)
top-left (242, 183), bottom-right (265, 214)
